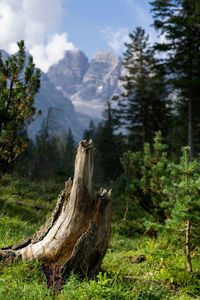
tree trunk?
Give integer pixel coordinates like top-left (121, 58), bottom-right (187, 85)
top-left (0, 140), bottom-right (112, 293)
top-left (188, 91), bottom-right (194, 158)
top-left (185, 219), bottom-right (192, 273)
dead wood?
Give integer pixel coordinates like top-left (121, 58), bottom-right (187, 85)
top-left (0, 140), bottom-right (112, 293)
top-left (11, 200), bottom-right (46, 210)
top-left (131, 255), bottom-right (146, 263)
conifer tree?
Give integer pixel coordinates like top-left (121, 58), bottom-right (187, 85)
top-left (120, 131), bottom-right (170, 219)
top-left (160, 146), bottom-right (200, 272)
top-left (33, 120), bottom-right (60, 178)
top-left (113, 27), bottom-right (170, 151)
top-left (150, 0), bottom-right (200, 157)
top-left (83, 120), bottom-right (96, 142)
top-left (96, 101), bottom-right (124, 182)
top-left (64, 128), bottom-right (76, 177)
top-left (0, 41), bottom-right (40, 169)
top-left (13, 135), bottom-right (35, 177)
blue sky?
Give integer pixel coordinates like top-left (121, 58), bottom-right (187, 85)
top-left (61, 0), bottom-right (154, 58)
top-left (0, 0), bottom-right (156, 71)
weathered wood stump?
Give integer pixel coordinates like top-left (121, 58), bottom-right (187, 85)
top-left (0, 140), bottom-right (112, 293)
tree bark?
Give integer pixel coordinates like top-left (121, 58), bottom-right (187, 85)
top-left (0, 140), bottom-right (112, 292)
top-left (185, 219), bottom-right (192, 273)
top-left (188, 91), bottom-right (194, 159)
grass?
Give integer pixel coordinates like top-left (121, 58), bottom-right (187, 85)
top-left (0, 175), bottom-right (200, 299)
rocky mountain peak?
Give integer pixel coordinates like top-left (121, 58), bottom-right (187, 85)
top-left (1, 47), bottom-right (123, 140)
top-left (48, 49), bottom-right (89, 96)
top-left (83, 50), bottom-right (122, 83)
top-left (47, 49), bottom-right (122, 118)
top-left (92, 50), bottom-right (121, 64)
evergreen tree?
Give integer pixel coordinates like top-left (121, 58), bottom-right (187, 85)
top-left (120, 131), bottom-right (200, 271)
top-left (64, 128), bottom-right (76, 177)
top-left (113, 27), bottom-right (170, 151)
top-left (160, 146), bottom-right (200, 272)
top-left (33, 112), bottom-right (60, 178)
top-left (13, 135), bottom-right (35, 177)
top-left (96, 101), bottom-right (124, 182)
top-left (83, 120), bottom-right (96, 142)
top-left (120, 131), bottom-right (170, 220)
top-left (150, 0), bottom-right (200, 157)
top-left (56, 129), bottom-right (68, 177)
top-left (0, 41), bottom-right (40, 169)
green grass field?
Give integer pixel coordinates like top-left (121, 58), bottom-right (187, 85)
top-left (0, 175), bottom-right (200, 299)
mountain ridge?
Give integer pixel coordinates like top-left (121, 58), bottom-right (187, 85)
top-left (1, 48), bottom-right (122, 140)
top-left (47, 49), bottom-right (122, 118)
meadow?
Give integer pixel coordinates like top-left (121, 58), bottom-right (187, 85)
top-left (0, 175), bottom-right (199, 299)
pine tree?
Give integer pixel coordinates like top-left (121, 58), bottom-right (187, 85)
top-left (83, 120), bottom-right (96, 142)
top-left (33, 111), bottom-right (60, 179)
top-left (113, 27), bottom-right (170, 151)
top-left (150, 0), bottom-right (200, 157)
top-left (64, 128), bottom-right (76, 177)
top-left (96, 101), bottom-right (124, 182)
top-left (13, 134), bottom-right (35, 177)
top-left (120, 131), bottom-right (170, 220)
top-left (0, 41), bottom-right (40, 169)
top-left (160, 146), bottom-right (200, 272)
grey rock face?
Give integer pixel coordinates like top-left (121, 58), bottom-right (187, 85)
top-left (28, 72), bottom-right (84, 141)
top-left (48, 50), bottom-right (89, 96)
top-left (47, 50), bottom-right (122, 118)
top-left (83, 50), bottom-right (121, 88)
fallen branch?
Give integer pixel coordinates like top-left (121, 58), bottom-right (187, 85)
top-left (10, 200), bottom-right (46, 210)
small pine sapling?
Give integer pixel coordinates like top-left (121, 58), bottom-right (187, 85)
top-left (140, 131), bottom-right (169, 222)
top-left (120, 131), bottom-right (170, 221)
top-left (162, 146), bottom-right (200, 272)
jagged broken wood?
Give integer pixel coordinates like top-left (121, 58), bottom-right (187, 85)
top-left (0, 140), bottom-right (112, 292)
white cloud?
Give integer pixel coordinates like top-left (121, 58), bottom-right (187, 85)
top-left (31, 33), bottom-right (75, 72)
top-left (0, 0), bottom-right (75, 72)
top-left (101, 27), bottom-right (130, 53)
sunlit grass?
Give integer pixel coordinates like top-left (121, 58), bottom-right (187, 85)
top-left (0, 175), bottom-right (199, 299)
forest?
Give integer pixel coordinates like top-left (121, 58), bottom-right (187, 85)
top-left (0, 0), bottom-right (200, 299)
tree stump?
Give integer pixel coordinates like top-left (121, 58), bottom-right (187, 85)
top-left (0, 140), bottom-right (112, 293)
